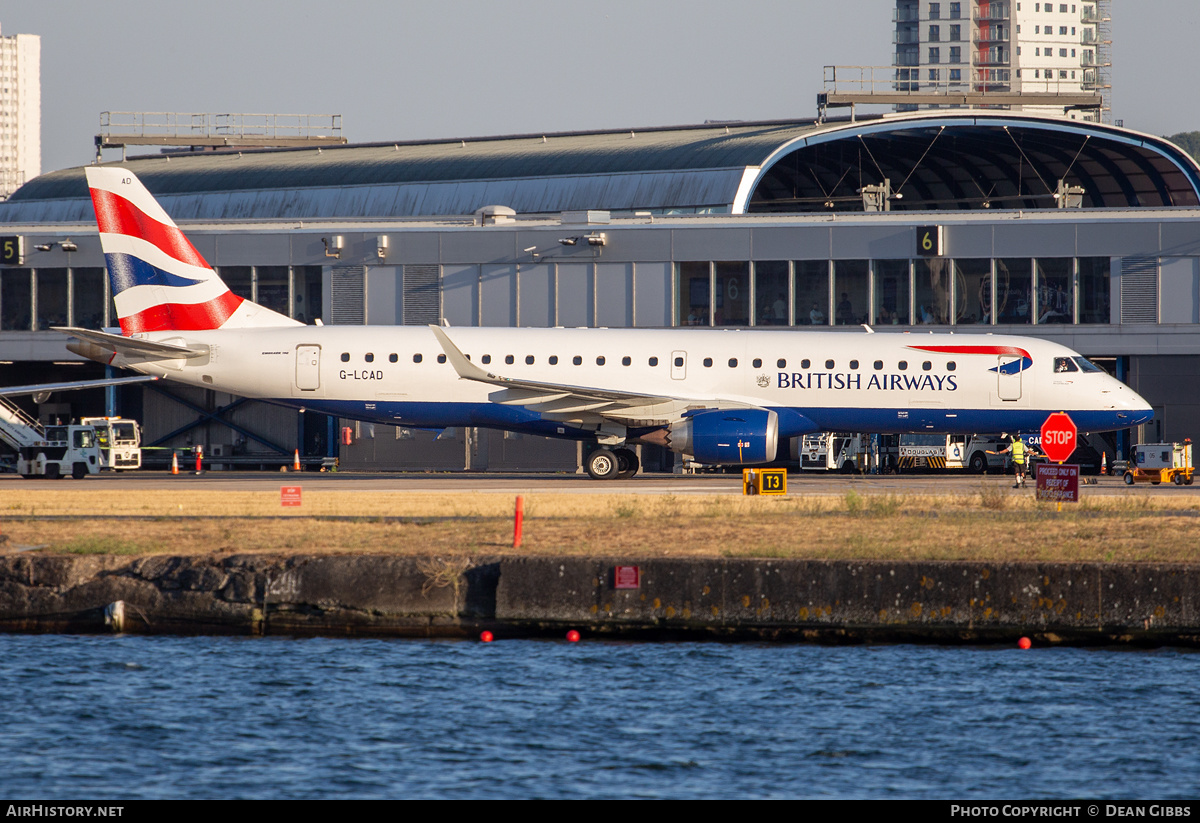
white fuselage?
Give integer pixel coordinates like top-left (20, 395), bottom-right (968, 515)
top-left (111, 326), bottom-right (1152, 441)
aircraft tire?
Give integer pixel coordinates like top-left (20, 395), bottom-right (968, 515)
top-left (586, 448), bottom-right (620, 480)
top-left (72, 462), bottom-right (88, 480)
top-left (614, 448), bottom-right (639, 480)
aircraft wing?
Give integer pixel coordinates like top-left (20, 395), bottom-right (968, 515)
top-left (52, 327), bottom-right (206, 358)
top-left (430, 326), bottom-right (755, 426)
top-left (0, 375), bottom-right (159, 397)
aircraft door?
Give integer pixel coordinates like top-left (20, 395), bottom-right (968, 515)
top-left (671, 350), bottom-right (687, 380)
top-left (296, 345), bottom-right (321, 391)
top-left (997, 355), bottom-right (1022, 401)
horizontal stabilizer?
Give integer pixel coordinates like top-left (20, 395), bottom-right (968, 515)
top-left (53, 326), bottom-right (206, 358)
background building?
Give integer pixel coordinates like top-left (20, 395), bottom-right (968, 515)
top-left (894, 0), bottom-right (1111, 121)
top-left (1, 111), bottom-right (1197, 474)
top-left (0, 24), bottom-right (40, 199)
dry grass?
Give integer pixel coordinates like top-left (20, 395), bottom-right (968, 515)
top-left (0, 487), bottom-right (1197, 563)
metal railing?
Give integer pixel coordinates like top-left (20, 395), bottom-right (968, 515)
top-left (99, 112), bottom-right (342, 141)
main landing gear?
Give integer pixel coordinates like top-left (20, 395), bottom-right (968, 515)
top-left (585, 447), bottom-right (640, 480)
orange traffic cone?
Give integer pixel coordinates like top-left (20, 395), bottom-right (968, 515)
top-left (293, 449), bottom-right (302, 472)
top-left (171, 451), bottom-right (179, 475)
top-left (1101, 452), bottom-right (1107, 475)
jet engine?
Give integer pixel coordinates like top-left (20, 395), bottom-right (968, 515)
top-left (668, 409), bottom-right (779, 465)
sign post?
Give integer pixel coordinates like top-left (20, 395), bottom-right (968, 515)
top-left (1037, 412), bottom-right (1079, 511)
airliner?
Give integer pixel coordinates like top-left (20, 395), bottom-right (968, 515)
top-left (56, 168), bottom-right (1153, 479)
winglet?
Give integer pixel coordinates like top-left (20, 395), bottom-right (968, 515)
top-left (429, 325), bottom-right (505, 385)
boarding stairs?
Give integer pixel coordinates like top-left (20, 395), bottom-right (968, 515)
top-left (0, 396), bottom-right (44, 450)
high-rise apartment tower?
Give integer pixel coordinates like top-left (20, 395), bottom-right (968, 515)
top-left (894, 0), bottom-right (1111, 122)
top-left (0, 24), bottom-right (41, 199)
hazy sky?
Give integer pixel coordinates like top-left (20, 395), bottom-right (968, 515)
top-left (3, 0), bottom-right (1197, 175)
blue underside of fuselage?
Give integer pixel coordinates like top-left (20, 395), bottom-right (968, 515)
top-left (266, 398), bottom-right (1152, 440)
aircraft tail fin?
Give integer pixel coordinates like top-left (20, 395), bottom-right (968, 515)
top-left (85, 167), bottom-right (300, 334)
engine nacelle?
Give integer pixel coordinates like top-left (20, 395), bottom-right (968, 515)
top-left (669, 409), bottom-right (779, 465)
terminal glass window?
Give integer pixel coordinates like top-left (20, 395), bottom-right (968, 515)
top-left (714, 262), bottom-right (749, 326)
top-left (294, 266), bottom-right (323, 324)
top-left (36, 268), bottom-right (68, 330)
top-left (753, 261), bottom-right (789, 325)
top-left (954, 259), bottom-right (991, 324)
top-left (72, 268), bottom-right (106, 328)
top-left (678, 262), bottom-right (710, 326)
top-left (256, 266), bottom-right (290, 315)
top-left (914, 258), bottom-right (951, 324)
top-left (794, 261), bottom-right (829, 326)
top-left (873, 260), bottom-right (909, 325)
top-left (833, 260), bottom-right (868, 325)
top-left (220, 267), bottom-right (253, 300)
top-left (996, 258), bottom-right (1033, 324)
top-left (1078, 257), bottom-right (1110, 324)
top-left (1035, 258), bottom-right (1073, 323)
top-left (1, 269), bottom-right (31, 331)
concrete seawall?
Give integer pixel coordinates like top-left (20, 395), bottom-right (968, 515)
top-left (2, 554), bottom-right (1198, 645)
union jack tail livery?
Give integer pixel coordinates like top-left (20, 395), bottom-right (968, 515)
top-left (85, 167), bottom-right (299, 335)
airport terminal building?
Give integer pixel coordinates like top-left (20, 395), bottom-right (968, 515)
top-left (1, 111), bottom-right (1198, 471)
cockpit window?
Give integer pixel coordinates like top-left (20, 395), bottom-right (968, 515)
top-left (1054, 357), bottom-right (1079, 373)
top-left (1073, 356), bottom-right (1103, 373)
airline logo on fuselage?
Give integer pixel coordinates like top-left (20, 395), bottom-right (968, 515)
top-left (775, 371), bottom-right (958, 391)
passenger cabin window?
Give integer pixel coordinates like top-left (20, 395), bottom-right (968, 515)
top-left (777, 359), bottom-right (787, 368)
top-left (340, 353), bottom-right (350, 362)
top-left (728, 358), bottom-right (737, 368)
top-left (898, 361), bottom-right (908, 370)
top-left (389, 354), bottom-right (398, 363)
top-left (801, 359), bottom-right (811, 369)
top-left (365, 353), bottom-right (374, 363)
top-left (549, 356), bottom-right (559, 365)
top-left (849, 360), bottom-right (859, 369)
top-left (573, 356), bottom-right (582, 365)
top-left (597, 356), bottom-right (606, 366)
top-left (753, 359), bottom-right (762, 368)
top-left (622, 356), bottom-right (631, 366)
top-left (505, 355), bottom-right (514, 365)
top-left (437, 354), bottom-right (447, 364)
top-left (649, 357), bottom-right (659, 366)
top-left (825, 359), bottom-right (834, 369)
top-left (526, 356), bottom-right (535, 365)
top-left (703, 358), bottom-right (713, 367)
top-left (1055, 357), bottom-right (1079, 373)
top-left (874, 360), bottom-right (883, 370)
top-left (482, 355), bottom-right (492, 364)
top-left (947, 361), bottom-right (956, 371)
top-left (922, 361), bottom-right (932, 371)
top-left (412, 354), bottom-right (422, 363)
top-left (674, 356), bottom-right (684, 367)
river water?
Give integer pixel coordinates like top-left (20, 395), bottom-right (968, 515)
top-left (0, 635), bottom-right (1196, 800)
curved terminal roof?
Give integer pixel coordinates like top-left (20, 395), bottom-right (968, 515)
top-left (2, 112), bottom-right (1198, 223)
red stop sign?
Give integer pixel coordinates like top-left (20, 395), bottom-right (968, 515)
top-left (1040, 412), bottom-right (1078, 463)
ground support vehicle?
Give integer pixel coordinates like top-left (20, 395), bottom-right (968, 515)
top-left (1, 397), bottom-right (142, 479)
top-left (81, 416), bottom-right (142, 470)
top-left (799, 432), bottom-right (867, 472)
top-left (1123, 441), bottom-right (1194, 486)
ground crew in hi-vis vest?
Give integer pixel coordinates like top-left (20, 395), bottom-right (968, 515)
top-left (989, 436), bottom-right (1034, 489)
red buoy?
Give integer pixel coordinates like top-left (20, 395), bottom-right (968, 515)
top-left (566, 630), bottom-right (580, 642)
top-left (1018, 636), bottom-right (1032, 649)
top-left (480, 631), bottom-right (494, 643)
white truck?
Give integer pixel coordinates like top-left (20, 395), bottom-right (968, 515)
top-left (1, 396), bottom-right (142, 478)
